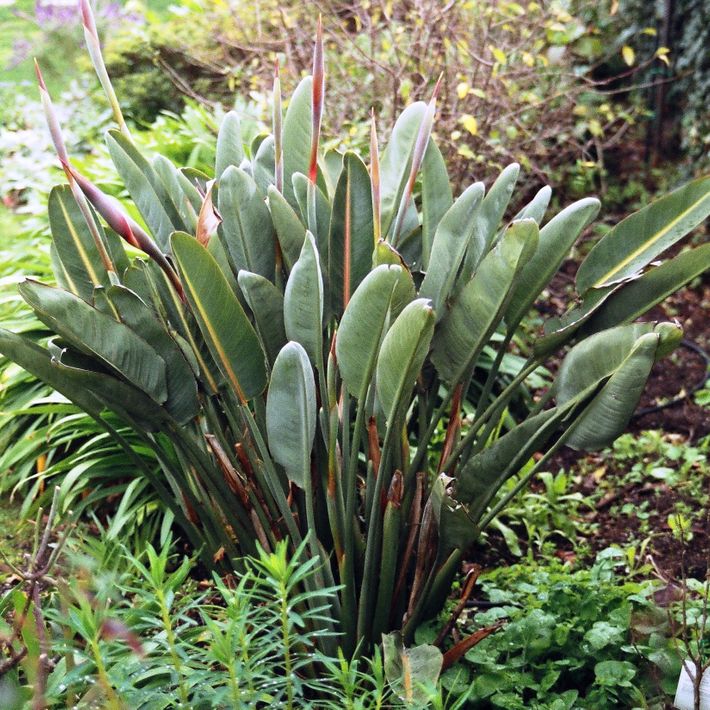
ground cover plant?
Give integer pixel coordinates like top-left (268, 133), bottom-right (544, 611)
top-left (1, 1), bottom-right (709, 669)
top-left (435, 549), bottom-right (693, 709)
top-left (3, 495), bottom-right (707, 708)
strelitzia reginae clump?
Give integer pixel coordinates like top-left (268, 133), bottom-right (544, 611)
top-left (2, 3), bottom-right (709, 659)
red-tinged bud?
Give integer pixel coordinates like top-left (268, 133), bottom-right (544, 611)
top-left (65, 163), bottom-right (185, 300)
top-left (309, 15), bottom-right (324, 185)
top-left (80, 0), bottom-right (97, 35)
top-left (35, 60), bottom-right (70, 166)
top-left (80, 0), bottom-right (129, 136)
top-left (33, 58), bottom-right (47, 91)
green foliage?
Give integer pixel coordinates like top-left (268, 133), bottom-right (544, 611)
top-left (426, 551), bottom-right (682, 708)
top-left (489, 469), bottom-right (595, 559)
top-left (0, 531), bottom-right (352, 708)
top-left (2, 7), bottom-right (709, 661)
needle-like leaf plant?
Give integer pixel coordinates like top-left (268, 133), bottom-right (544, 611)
top-left (2, 4), bottom-right (709, 655)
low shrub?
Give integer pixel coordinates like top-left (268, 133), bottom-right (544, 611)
top-left (427, 549), bottom-right (684, 708)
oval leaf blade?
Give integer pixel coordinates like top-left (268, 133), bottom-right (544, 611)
top-left (329, 152), bottom-right (374, 316)
top-left (18, 280), bottom-right (168, 403)
top-left (376, 298), bottom-right (435, 423)
top-left (284, 232), bottom-right (324, 367)
top-left (432, 219), bottom-right (538, 384)
top-left (282, 77), bottom-right (312, 209)
top-left (215, 110), bottom-right (244, 179)
top-left (218, 166), bottom-right (276, 279)
top-left (336, 264), bottom-right (401, 398)
top-left (48, 185), bottom-right (113, 302)
top-left (506, 197), bottom-right (600, 326)
top-left (421, 138), bottom-right (453, 269)
top-left (580, 243), bottom-right (710, 335)
top-left (565, 333), bottom-right (659, 450)
top-left (419, 182), bottom-right (485, 316)
top-left (238, 270), bottom-right (287, 367)
top-left (266, 341), bottom-right (316, 488)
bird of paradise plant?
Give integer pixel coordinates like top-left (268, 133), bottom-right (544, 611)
top-left (1, 2), bottom-right (709, 662)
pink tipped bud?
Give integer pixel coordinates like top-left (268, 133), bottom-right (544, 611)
top-left (309, 16), bottom-right (325, 185)
top-left (36, 62), bottom-right (70, 166)
top-left (66, 163), bottom-right (185, 299)
top-left (431, 73), bottom-right (444, 103)
top-left (33, 58), bottom-right (47, 91)
top-left (80, 0), bottom-right (97, 35)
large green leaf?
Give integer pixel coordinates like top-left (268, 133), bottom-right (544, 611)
top-left (328, 152), bottom-right (374, 316)
top-left (565, 333), bottom-right (659, 450)
top-left (460, 163), bottom-right (519, 281)
top-left (336, 264), bottom-right (401, 398)
top-left (376, 298), bottom-right (435, 423)
top-left (284, 232), bottom-right (323, 367)
top-left (18, 280), bottom-right (168, 403)
top-left (268, 185), bottom-right (306, 271)
top-left (171, 232), bottom-right (267, 402)
top-left (421, 139), bottom-right (453, 270)
top-left (553, 322), bottom-right (658, 405)
top-left (580, 243), bottom-right (710, 335)
top-left (237, 270), bottom-right (287, 366)
top-left (215, 110), bottom-right (244, 179)
top-left (252, 134), bottom-right (275, 195)
top-left (419, 182), bottom-right (485, 316)
top-left (0, 329), bottom-right (166, 432)
top-left (379, 102), bottom-right (427, 238)
top-left (266, 341), bottom-right (316, 488)
top-left (93, 285), bottom-right (200, 424)
top-left (282, 77), bottom-right (312, 209)
top-left (432, 219), bottom-right (538, 384)
top-left (48, 185), bottom-right (112, 302)
top-left (106, 129), bottom-right (186, 250)
top-left (576, 175), bottom-right (710, 294)
top-left (47, 339), bottom-right (169, 431)
top-left (506, 197), bottom-right (600, 326)
top-left (323, 148), bottom-right (344, 192)
top-left (218, 166), bottom-right (276, 279)
top-left (0, 328), bottom-right (103, 416)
